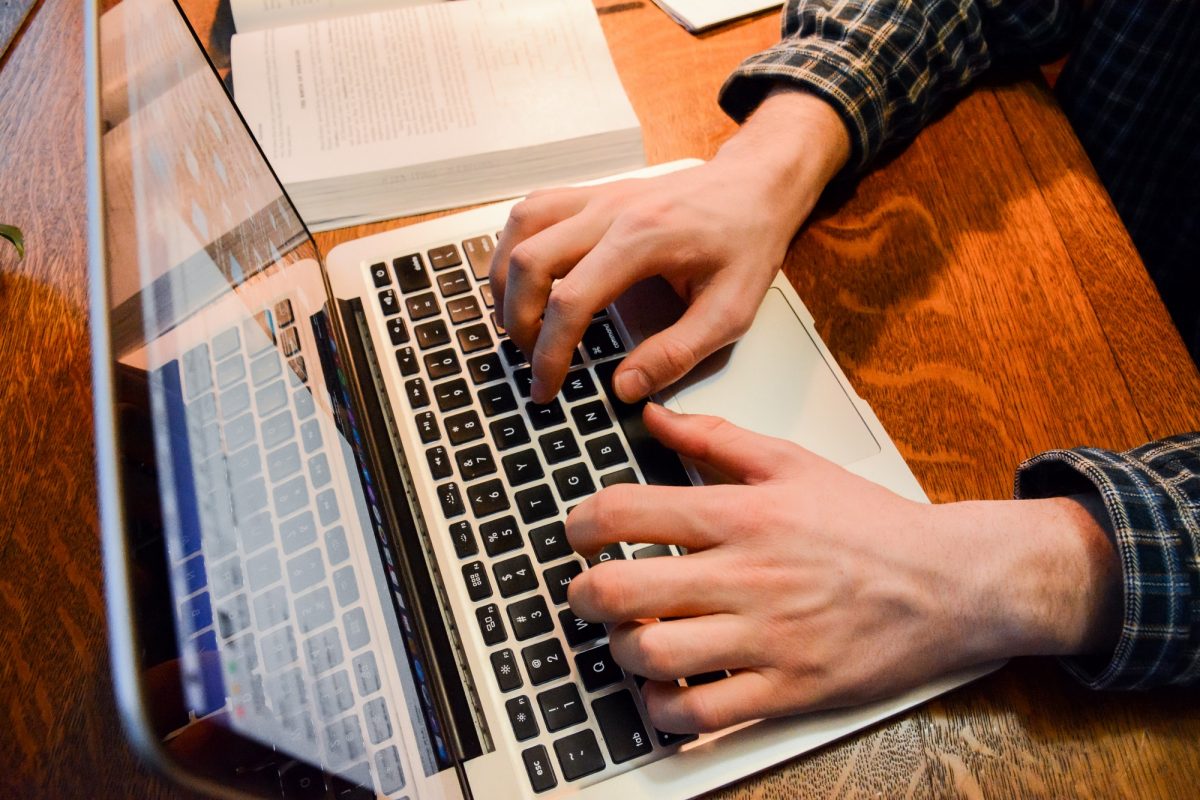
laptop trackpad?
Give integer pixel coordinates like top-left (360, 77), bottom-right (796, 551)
top-left (615, 281), bottom-right (881, 467)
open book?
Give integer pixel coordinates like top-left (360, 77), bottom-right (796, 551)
top-left (229, 0), bottom-right (645, 232)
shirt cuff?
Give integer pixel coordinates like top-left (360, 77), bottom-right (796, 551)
top-left (1014, 437), bottom-right (1200, 690)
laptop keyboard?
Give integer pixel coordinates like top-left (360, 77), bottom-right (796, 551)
top-left (370, 232), bottom-right (701, 794)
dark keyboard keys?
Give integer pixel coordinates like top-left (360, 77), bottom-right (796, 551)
top-left (438, 482), bottom-right (465, 518)
top-left (538, 429), bottom-right (580, 464)
top-left (512, 367), bottom-right (534, 397)
top-left (476, 603), bottom-right (507, 646)
top-left (447, 295), bottom-right (483, 325)
top-left (526, 399), bottom-right (566, 430)
top-left (387, 317), bottom-right (409, 345)
top-left (632, 544), bottom-right (673, 559)
top-left (494, 554), bottom-right (538, 599)
top-left (507, 595), bottom-right (553, 639)
top-left (594, 359), bottom-right (690, 487)
top-left (423, 349), bottom-right (461, 380)
top-left (656, 729), bottom-right (698, 747)
top-left (466, 352), bottom-right (503, 385)
top-left (414, 318), bottom-right (449, 349)
top-left (591, 690), bottom-right (652, 764)
top-left (523, 639), bottom-right (569, 686)
top-left (500, 339), bottom-right (526, 367)
top-left (491, 312), bottom-right (507, 338)
top-left (582, 319), bottom-right (626, 360)
top-left (538, 683), bottom-right (587, 732)
top-left (428, 243), bottom-right (462, 271)
top-left (492, 649), bottom-right (523, 692)
top-left (480, 515), bottom-right (523, 557)
top-left (405, 292), bottom-right (439, 320)
top-left (449, 520), bottom-right (478, 558)
top-left (378, 288), bottom-right (400, 317)
top-left (575, 644), bottom-right (624, 693)
top-left (394, 253), bottom-right (431, 293)
top-left (554, 729), bottom-right (605, 781)
top-left (530, 521), bottom-right (572, 563)
top-left (507, 696), bottom-right (540, 740)
top-left (467, 478), bottom-right (510, 517)
top-left (437, 269), bottom-right (472, 298)
top-left (490, 414), bottom-right (530, 450)
top-left (685, 671), bottom-right (727, 686)
top-left (522, 745), bottom-right (557, 794)
top-left (480, 283), bottom-right (496, 308)
top-left (405, 378), bottom-right (430, 409)
top-left (586, 432), bottom-right (628, 470)
top-left (589, 543), bottom-right (624, 566)
top-left (559, 609), bottom-right (605, 649)
top-left (416, 411), bottom-right (440, 444)
top-left (553, 463), bottom-right (595, 502)
top-left (446, 410), bottom-right (484, 445)
top-left (479, 384), bottom-right (518, 417)
top-left (544, 560), bottom-right (582, 605)
top-left (601, 467), bottom-right (638, 487)
top-left (456, 323), bottom-right (493, 354)
top-left (370, 262), bottom-right (391, 287)
top-left (426, 446), bottom-right (452, 480)
top-left (462, 235), bottom-right (495, 281)
top-left (396, 346), bottom-right (418, 376)
top-left (516, 483), bottom-right (558, 524)
top-left (432, 378), bottom-right (471, 413)
top-left (455, 443), bottom-right (497, 481)
top-left (462, 561), bottom-right (492, 601)
top-left (571, 400), bottom-right (612, 436)
top-left (561, 369), bottom-right (597, 402)
top-left (501, 448), bottom-right (545, 487)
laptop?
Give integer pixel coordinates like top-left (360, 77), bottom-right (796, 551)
top-left (85, 0), bottom-right (995, 797)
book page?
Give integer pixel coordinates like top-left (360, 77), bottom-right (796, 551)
top-left (229, 0), bottom-right (435, 34)
top-left (651, 0), bottom-right (779, 32)
top-left (230, 0), bottom-right (640, 184)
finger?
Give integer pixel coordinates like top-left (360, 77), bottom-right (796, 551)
top-left (567, 555), bottom-right (728, 623)
top-left (642, 403), bottom-right (800, 484)
top-left (608, 616), bottom-right (759, 682)
top-left (565, 483), bottom-right (729, 557)
top-left (642, 670), bottom-right (778, 734)
top-left (491, 188), bottom-right (590, 325)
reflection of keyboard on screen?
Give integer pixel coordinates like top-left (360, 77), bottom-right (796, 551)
top-left (371, 232), bottom-right (718, 793)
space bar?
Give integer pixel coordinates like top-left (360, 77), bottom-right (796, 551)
top-left (593, 359), bottom-right (691, 487)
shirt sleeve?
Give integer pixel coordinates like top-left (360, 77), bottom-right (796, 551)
top-left (1015, 433), bottom-right (1200, 690)
top-left (719, 0), bottom-right (1077, 171)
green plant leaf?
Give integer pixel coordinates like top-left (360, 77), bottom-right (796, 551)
top-left (0, 224), bottom-right (24, 260)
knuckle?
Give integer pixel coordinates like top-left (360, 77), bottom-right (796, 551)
top-left (632, 626), bottom-right (677, 679)
top-left (654, 333), bottom-right (700, 378)
top-left (616, 202), bottom-right (669, 237)
top-left (507, 198), bottom-right (540, 231)
top-left (587, 567), bottom-right (631, 617)
top-left (506, 243), bottom-right (539, 279)
top-left (678, 689), bottom-right (724, 732)
top-left (545, 282), bottom-right (586, 323)
top-left (591, 486), bottom-right (628, 535)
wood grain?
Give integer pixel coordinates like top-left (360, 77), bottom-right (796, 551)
top-left (3, 0), bottom-right (1199, 797)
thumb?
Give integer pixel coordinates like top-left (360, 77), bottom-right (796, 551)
top-left (642, 403), bottom-right (797, 485)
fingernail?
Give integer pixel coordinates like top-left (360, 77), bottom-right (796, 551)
top-left (615, 368), bottom-right (649, 401)
top-left (646, 402), bottom-right (677, 416)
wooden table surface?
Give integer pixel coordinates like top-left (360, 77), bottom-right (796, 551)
top-left (4, 0), bottom-right (1200, 797)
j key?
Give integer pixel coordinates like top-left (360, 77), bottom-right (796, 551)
top-left (480, 282), bottom-right (495, 308)
top-left (428, 243), bottom-right (462, 271)
top-left (494, 554), bottom-right (538, 599)
top-left (538, 429), bottom-right (580, 465)
top-left (405, 292), bottom-right (439, 321)
top-left (449, 520), bottom-right (478, 558)
top-left (393, 253), bottom-right (431, 293)
top-left (502, 448), bottom-right (545, 487)
top-left (479, 383), bottom-right (517, 417)
top-left (462, 235), bottom-right (495, 281)
top-left (480, 516), bottom-right (523, 557)
top-left (589, 543), bottom-right (625, 566)
top-left (633, 544), bottom-right (674, 559)
top-left (437, 269), bottom-right (472, 298)
top-left (591, 690), bottom-right (652, 764)
top-left (571, 401), bottom-right (612, 436)
top-left (447, 295), bottom-right (482, 324)
top-left (396, 346), bottom-right (418, 376)
top-left (523, 638), bottom-right (569, 686)
top-left (516, 483), bottom-right (558, 524)
top-left (423, 349), bottom-right (461, 380)
top-left (512, 367), bottom-right (534, 397)
top-left (558, 608), bottom-right (605, 649)
top-left (370, 262), bottom-right (391, 287)
top-left (595, 359), bottom-right (690, 487)
top-left (507, 696), bottom-right (540, 740)
top-left (405, 378), bottom-right (430, 409)
top-left (538, 683), bottom-right (587, 733)
top-left (553, 729), bottom-right (605, 782)
top-left (522, 745), bottom-right (557, 794)
top-left (553, 463), bottom-right (595, 502)
top-left (507, 595), bottom-right (554, 639)
top-left (526, 399), bottom-right (565, 430)
top-left (587, 433), bottom-right (628, 470)
top-left (476, 603), bottom-right (507, 646)
top-left (500, 340), bottom-right (526, 367)
top-left (456, 323), bottom-right (493, 354)
top-left (426, 446), bottom-right (453, 479)
top-left (582, 319), bottom-right (626, 361)
top-left (467, 478), bottom-right (510, 518)
top-left (438, 482), bottom-right (465, 518)
top-left (601, 467), bottom-right (638, 487)
top-left (543, 560), bottom-right (583, 605)
top-left (530, 521), bottom-right (572, 563)
top-left (446, 410), bottom-right (484, 445)
top-left (414, 319), bottom-right (449, 349)
top-left (434, 378), bottom-right (472, 412)
top-left (415, 411), bottom-right (440, 444)
top-left (561, 369), bottom-right (597, 402)
top-left (490, 414), bottom-right (530, 450)
top-left (462, 561), bottom-right (492, 601)
top-left (467, 352), bottom-right (503, 385)
top-left (455, 443), bottom-right (497, 481)
top-left (387, 318), bottom-right (409, 346)
top-left (378, 288), bottom-right (400, 317)
top-left (491, 648), bottom-right (523, 692)
top-left (575, 644), bottom-right (624, 693)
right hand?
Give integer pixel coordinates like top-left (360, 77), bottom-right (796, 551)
top-left (489, 89), bottom-right (851, 404)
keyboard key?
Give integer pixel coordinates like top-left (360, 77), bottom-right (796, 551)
top-left (526, 399), bottom-right (566, 430)
top-left (479, 384), bottom-right (518, 417)
top-left (446, 410), bottom-right (484, 445)
top-left (287, 549), bottom-right (325, 592)
top-left (462, 235), bottom-right (495, 281)
top-left (522, 745), bottom-right (557, 794)
top-left (592, 689), bottom-right (652, 763)
top-left (463, 561), bottom-right (492, 601)
top-left (582, 319), bottom-right (626, 360)
top-left (433, 378), bottom-right (472, 412)
top-left (426, 446), bottom-right (453, 479)
top-left (553, 462), bottom-right (596, 502)
top-left (456, 323), bottom-right (493, 354)
top-left (490, 311), bottom-right (507, 338)
top-left (364, 696), bottom-right (393, 745)
top-left (480, 515), bottom-right (523, 556)
top-left (490, 414), bottom-right (530, 450)
top-left (576, 644), bottom-right (624, 692)
top-left (493, 554), bottom-right (538, 598)
top-left (416, 411), bottom-right (440, 444)
top-left (375, 746), bottom-right (405, 795)
top-left (447, 295), bottom-right (482, 324)
top-left (428, 243), bottom-right (462, 271)
top-left (507, 695), bottom-right (540, 741)
top-left (538, 429), bottom-right (580, 464)
top-left (293, 387), bottom-right (315, 419)
top-left (246, 312), bottom-right (276, 356)
top-left (554, 728), bottom-right (606, 781)
top-left (595, 360), bottom-right (690, 487)
top-left (480, 283), bottom-right (495, 309)
top-left (369, 262), bottom-right (391, 287)
top-left (279, 327), bottom-right (301, 357)
top-left (315, 489), bottom-right (339, 526)
top-left (438, 482), bottom-right (465, 518)
top-left (455, 443), bottom-right (497, 481)
top-left (332, 566), bottom-right (359, 606)
top-left (405, 377), bottom-right (430, 409)
top-left (352, 651), bottom-right (381, 695)
top-left (466, 352), bottom-right (503, 385)
top-left (406, 292), bottom-right (440, 321)
top-left (512, 367), bottom-right (534, 397)
top-left (378, 288), bottom-right (401, 317)
top-left (589, 543), bottom-right (625, 566)
top-left (571, 400), bottom-right (612, 436)
top-left (543, 560), bottom-right (582, 605)
top-left (685, 671), bottom-right (727, 686)
top-left (500, 340), bottom-right (526, 367)
top-left (325, 526), bottom-right (350, 564)
top-left (212, 327), bottom-right (241, 360)
top-left (437, 269), bottom-right (472, 298)
top-left (414, 318), bottom-right (449, 349)
top-left (304, 628), bottom-right (343, 676)
top-left (507, 595), bottom-right (554, 640)
top-left (287, 356), bottom-right (307, 385)
top-left (516, 483), bottom-right (557, 524)
top-left (656, 729), bottom-right (697, 747)
top-left (538, 683), bottom-right (587, 734)
top-left (344, 608), bottom-right (371, 651)
top-left (501, 448), bottom-right (545, 486)
top-left (449, 520), bottom-right (478, 558)
top-left (530, 521), bottom-right (572, 563)
top-left (396, 346), bottom-right (418, 376)
top-left (559, 609), bottom-right (605, 649)
top-left (316, 670), bottom-right (354, 721)
top-left (477, 603), bottom-right (507, 646)
top-left (601, 467), bottom-right (638, 487)
top-left (273, 474), bottom-right (308, 517)
top-left (295, 586), bottom-right (334, 634)
top-left (571, 347), bottom-right (584, 366)
top-left (387, 317), bottom-right (410, 346)
top-left (491, 648), bottom-right (523, 692)
top-left (423, 348), bottom-right (461, 380)
top-left (523, 638), bottom-right (569, 686)
top-left (467, 478), bottom-right (510, 517)
top-left (561, 369), bottom-right (597, 402)
top-left (393, 253), bottom-right (431, 293)
top-left (632, 544), bottom-right (673, 559)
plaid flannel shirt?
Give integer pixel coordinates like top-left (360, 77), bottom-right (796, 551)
top-left (718, 1), bottom-right (1200, 690)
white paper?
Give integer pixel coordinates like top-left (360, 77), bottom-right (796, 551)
top-left (650, 0), bottom-right (779, 32)
top-left (229, 0), bottom-right (435, 34)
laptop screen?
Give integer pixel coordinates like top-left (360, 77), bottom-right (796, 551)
top-left (93, 0), bottom-right (472, 795)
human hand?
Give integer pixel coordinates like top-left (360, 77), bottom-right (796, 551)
top-left (565, 405), bottom-right (1121, 733)
top-left (489, 90), bottom-right (850, 405)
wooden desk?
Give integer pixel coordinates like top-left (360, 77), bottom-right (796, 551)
top-left (3, 0), bottom-right (1200, 797)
